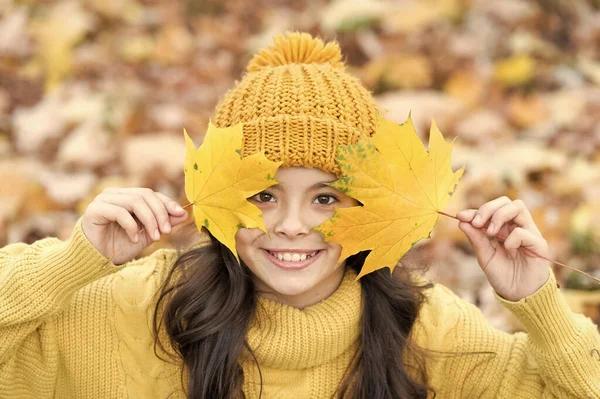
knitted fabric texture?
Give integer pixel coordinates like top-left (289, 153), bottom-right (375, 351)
top-left (1, 216), bottom-right (600, 397)
top-left (212, 31), bottom-right (381, 177)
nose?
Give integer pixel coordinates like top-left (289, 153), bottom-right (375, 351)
top-left (273, 206), bottom-right (310, 238)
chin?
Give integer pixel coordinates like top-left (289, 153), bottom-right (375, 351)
top-left (259, 259), bottom-right (327, 296)
top-left (262, 277), bottom-right (317, 297)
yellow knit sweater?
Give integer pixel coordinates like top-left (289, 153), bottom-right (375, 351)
top-left (1, 215), bottom-right (599, 398)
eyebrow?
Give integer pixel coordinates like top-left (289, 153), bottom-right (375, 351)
top-left (270, 181), bottom-right (334, 192)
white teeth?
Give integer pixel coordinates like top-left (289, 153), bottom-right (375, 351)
top-left (268, 250), bottom-right (318, 262)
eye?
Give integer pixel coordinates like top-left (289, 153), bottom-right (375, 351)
top-left (250, 191), bottom-right (276, 203)
top-left (314, 194), bottom-right (338, 205)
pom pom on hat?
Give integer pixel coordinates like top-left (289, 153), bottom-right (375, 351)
top-left (247, 31), bottom-right (345, 72)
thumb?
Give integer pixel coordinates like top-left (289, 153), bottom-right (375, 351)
top-left (458, 221), bottom-right (496, 268)
top-left (169, 209), bottom-right (190, 226)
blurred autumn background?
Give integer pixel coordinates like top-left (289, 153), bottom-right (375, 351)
top-left (1, 0), bottom-right (600, 332)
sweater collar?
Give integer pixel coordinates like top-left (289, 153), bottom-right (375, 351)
top-left (245, 267), bottom-right (362, 370)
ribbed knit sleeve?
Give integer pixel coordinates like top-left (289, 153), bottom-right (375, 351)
top-left (415, 266), bottom-right (600, 398)
top-left (491, 268), bottom-right (600, 397)
top-left (0, 215), bottom-right (125, 328)
top-left (0, 215), bottom-right (133, 396)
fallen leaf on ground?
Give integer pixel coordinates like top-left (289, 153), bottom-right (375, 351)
top-left (30, 1), bottom-right (95, 90)
top-left (493, 54), bottom-right (535, 87)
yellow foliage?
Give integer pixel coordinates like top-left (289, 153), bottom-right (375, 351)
top-left (507, 94), bottom-right (547, 128)
top-left (443, 70), bottom-right (486, 108)
top-left (571, 204), bottom-right (593, 234)
top-left (84, 0), bottom-right (143, 22)
top-left (494, 54), bottom-right (535, 87)
top-left (153, 25), bottom-right (195, 65)
top-left (364, 54), bottom-right (433, 90)
top-left (315, 115), bottom-right (464, 278)
top-left (30, 2), bottom-right (94, 91)
top-left (383, 0), bottom-right (462, 34)
top-left (119, 35), bottom-right (155, 62)
top-left (183, 122), bottom-right (282, 260)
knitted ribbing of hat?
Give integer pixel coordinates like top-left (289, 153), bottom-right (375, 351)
top-left (211, 31), bottom-right (381, 177)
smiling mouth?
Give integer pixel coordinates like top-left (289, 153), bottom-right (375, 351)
top-left (265, 249), bottom-right (322, 262)
top-left (262, 248), bottom-right (324, 270)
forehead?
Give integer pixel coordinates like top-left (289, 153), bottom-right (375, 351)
top-left (273, 167), bottom-right (336, 189)
top-left (275, 166), bottom-right (335, 181)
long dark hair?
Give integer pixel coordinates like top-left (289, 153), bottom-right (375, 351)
top-left (152, 222), bottom-right (439, 398)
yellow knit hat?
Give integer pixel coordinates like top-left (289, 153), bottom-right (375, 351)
top-left (211, 31), bottom-right (381, 177)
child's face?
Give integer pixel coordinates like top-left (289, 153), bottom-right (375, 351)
top-left (235, 166), bottom-right (358, 309)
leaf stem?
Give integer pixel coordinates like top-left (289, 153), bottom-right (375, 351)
top-left (438, 211), bottom-right (600, 285)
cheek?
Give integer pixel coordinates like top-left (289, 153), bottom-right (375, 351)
top-left (258, 207), bottom-right (276, 229)
top-left (319, 208), bottom-right (337, 224)
top-left (235, 228), bottom-right (261, 257)
top-left (326, 242), bottom-right (343, 262)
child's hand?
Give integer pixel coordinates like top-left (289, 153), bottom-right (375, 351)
top-left (81, 188), bottom-right (189, 265)
top-left (456, 197), bottom-right (550, 302)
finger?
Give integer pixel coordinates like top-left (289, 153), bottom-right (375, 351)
top-left (88, 201), bottom-right (141, 243)
top-left (170, 212), bottom-right (190, 228)
top-left (153, 191), bottom-right (186, 214)
top-left (107, 188), bottom-right (175, 234)
top-left (458, 220), bottom-right (497, 271)
top-left (153, 192), bottom-right (189, 224)
top-left (456, 209), bottom-right (477, 222)
top-left (470, 196), bottom-right (512, 229)
top-left (137, 189), bottom-right (173, 234)
top-left (487, 199), bottom-right (541, 237)
top-left (97, 192), bottom-right (162, 241)
top-left (503, 227), bottom-right (547, 259)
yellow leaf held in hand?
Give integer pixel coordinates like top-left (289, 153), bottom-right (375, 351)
top-left (184, 122), bottom-right (282, 261)
top-left (315, 114), bottom-right (464, 278)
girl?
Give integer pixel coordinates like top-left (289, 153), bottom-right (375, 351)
top-left (1, 32), bottom-right (599, 399)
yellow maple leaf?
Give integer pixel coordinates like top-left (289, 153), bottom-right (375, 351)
top-left (30, 2), bottom-right (94, 91)
top-left (183, 122), bottom-right (282, 260)
top-left (315, 114), bottom-right (464, 278)
top-left (493, 54), bottom-right (535, 87)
